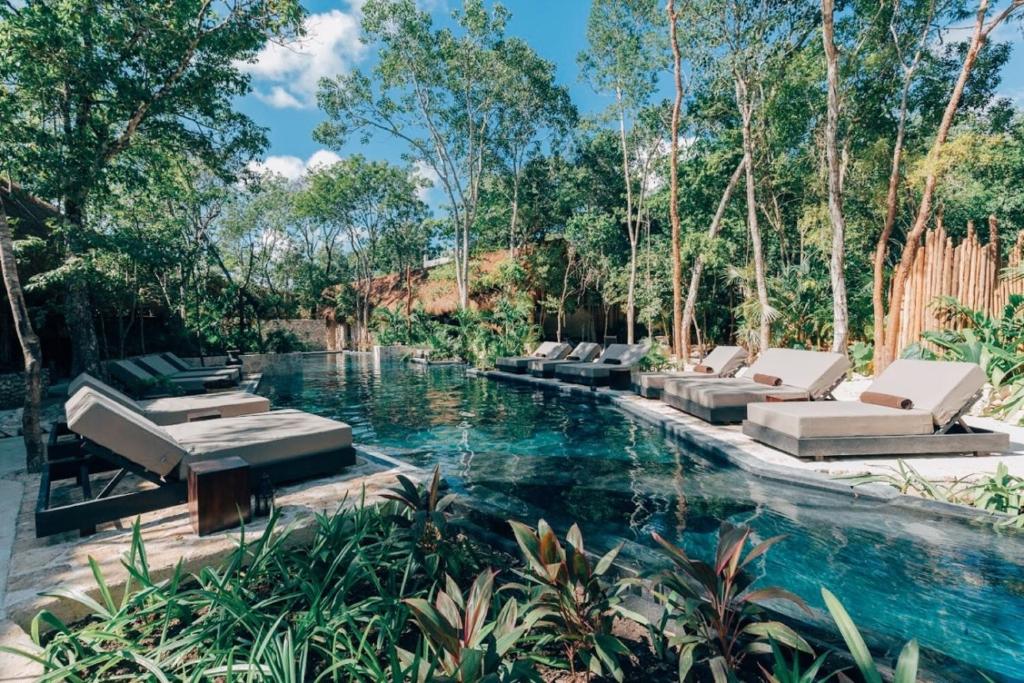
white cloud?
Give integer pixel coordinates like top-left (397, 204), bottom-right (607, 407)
top-left (412, 161), bottom-right (441, 202)
top-left (240, 9), bottom-right (366, 109)
top-left (248, 149), bottom-right (342, 180)
top-left (255, 86), bottom-right (305, 109)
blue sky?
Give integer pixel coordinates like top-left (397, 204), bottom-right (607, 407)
top-left (237, 0), bottom-right (1024, 183)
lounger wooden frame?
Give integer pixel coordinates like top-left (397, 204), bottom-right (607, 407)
top-left (663, 374), bottom-right (845, 425)
top-left (741, 421), bottom-right (1008, 461)
top-left (35, 439), bottom-right (356, 538)
top-left (740, 390), bottom-right (1009, 460)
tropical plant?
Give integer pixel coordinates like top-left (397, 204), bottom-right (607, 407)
top-left (821, 588), bottom-right (919, 683)
top-left (639, 339), bottom-right (673, 371)
top-left (508, 519), bottom-right (639, 681)
top-left (649, 523), bottom-right (813, 680)
top-left (760, 639), bottom-right (833, 683)
top-left (849, 340), bottom-right (874, 375)
top-left (403, 570), bottom-right (535, 682)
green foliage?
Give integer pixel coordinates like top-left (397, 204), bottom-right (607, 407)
top-left (262, 328), bottom-right (307, 354)
top-left (639, 340), bottom-right (673, 371)
top-left (404, 570), bottom-right (534, 682)
top-left (910, 296), bottom-right (1024, 419)
top-left (821, 588), bottom-right (919, 683)
top-left (841, 459), bottom-right (1024, 528)
top-left (849, 340), bottom-right (874, 375)
top-left (508, 519), bottom-right (638, 682)
top-left (649, 523), bottom-right (812, 680)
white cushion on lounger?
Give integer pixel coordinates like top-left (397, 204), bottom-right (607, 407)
top-left (699, 346), bottom-right (748, 376)
top-left (139, 393), bottom-right (271, 425)
top-left (746, 401), bottom-right (934, 438)
top-left (531, 342), bottom-right (559, 357)
top-left (66, 389), bottom-right (187, 477)
top-left (69, 373), bottom-right (269, 424)
top-left (865, 359), bottom-right (985, 427)
top-left (166, 409), bottom-right (352, 477)
top-left (669, 378), bottom-right (808, 408)
top-left (70, 373), bottom-right (142, 411)
top-left (740, 349), bottom-right (850, 397)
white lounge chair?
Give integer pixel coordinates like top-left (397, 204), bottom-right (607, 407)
top-left (36, 388), bottom-right (354, 537)
top-left (68, 373), bottom-right (269, 425)
top-left (528, 342), bottom-right (601, 378)
top-left (495, 342), bottom-right (572, 374)
top-left (634, 345), bottom-right (748, 399)
top-left (742, 359), bottom-right (1009, 460)
top-left (662, 348), bottom-right (850, 423)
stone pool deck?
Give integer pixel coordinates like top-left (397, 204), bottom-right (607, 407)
top-left (471, 368), bottom-right (1024, 511)
top-left (0, 441), bottom-right (422, 681)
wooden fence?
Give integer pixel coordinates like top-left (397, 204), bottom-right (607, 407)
top-left (895, 216), bottom-right (1024, 354)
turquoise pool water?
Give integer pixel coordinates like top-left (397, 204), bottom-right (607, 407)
top-left (259, 354), bottom-right (1024, 680)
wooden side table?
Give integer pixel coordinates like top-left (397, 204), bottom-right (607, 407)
top-left (187, 457), bottom-right (251, 536)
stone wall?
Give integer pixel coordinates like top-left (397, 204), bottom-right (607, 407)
top-left (0, 369), bottom-right (50, 410)
top-left (262, 319), bottom-right (327, 351)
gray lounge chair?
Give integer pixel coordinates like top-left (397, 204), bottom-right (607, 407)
top-left (495, 342), bottom-right (572, 374)
top-left (663, 348), bottom-right (850, 424)
top-left (109, 359), bottom-right (233, 395)
top-left (554, 343), bottom-right (650, 388)
top-left (161, 352), bottom-right (242, 374)
top-left (135, 353), bottom-right (241, 383)
top-left (68, 373), bottom-right (269, 425)
top-left (634, 345), bottom-right (748, 399)
top-left (742, 359), bottom-right (1008, 460)
top-left (528, 342), bottom-right (601, 378)
top-left (36, 388), bottom-right (354, 537)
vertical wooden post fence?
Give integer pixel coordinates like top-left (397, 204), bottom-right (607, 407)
top-left (895, 216), bottom-right (1024, 355)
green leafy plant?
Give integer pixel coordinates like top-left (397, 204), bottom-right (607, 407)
top-left (508, 520), bottom-right (638, 682)
top-left (760, 639), bottom-right (832, 683)
top-left (849, 340), bottom-right (873, 375)
top-left (650, 523), bottom-right (813, 680)
top-left (821, 588), bottom-right (918, 683)
top-left (404, 570), bottom-right (534, 682)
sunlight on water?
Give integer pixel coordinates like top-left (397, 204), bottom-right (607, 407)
top-left (259, 354), bottom-right (1024, 681)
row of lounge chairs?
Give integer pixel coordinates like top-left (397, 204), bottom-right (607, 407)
top-left (498, 341), bottom-right (1009, 461)
top-left (36, 359), bottom-right (356, 538)
top-left (109, 353), bottom-right (242, 394)
top-left (496, 342), bottom-right (649, 389)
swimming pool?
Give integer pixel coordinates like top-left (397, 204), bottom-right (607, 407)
top-left (259, 354), bottom-right (1024, 680)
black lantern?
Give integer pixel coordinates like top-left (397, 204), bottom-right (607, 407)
top-left (253, 473), bottom-right (275, 517)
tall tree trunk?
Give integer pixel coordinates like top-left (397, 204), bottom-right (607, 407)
top-left (0, 201), bottom-right (44, 472)
top-left (509, 180), bottom-right (520, 260)
top-left (616, 87), bottom-right (637, 345)
top-left (872, 69), bottom-right (916, 374)
top-left (63, 198), bottom-right (100, 375)
top-left (680, 157), bottom-right (745, 362)
top-left (821, 0), bottom-right (849, 354)
top-left (667, 0), bottom-right (685, 358)
top-left (880, 0), bottom-right (1015, 368)
top-left (736, 78), bottom-right (771, 351)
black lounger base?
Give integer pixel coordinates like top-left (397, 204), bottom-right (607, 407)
top-left (495, 358), bottom-right (531, 374)
top-left (662, 393), bottom-right (749, 424)
top-left (741, 421), bottom-right (1009, 461)
top-left (35, 442), bottom-right (356, 538)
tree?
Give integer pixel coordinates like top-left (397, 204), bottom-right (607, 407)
top-left (580, 0), bottom-right (665, 344)
top-left (820, 0), bottom-right (849, 354)
top-left (299, 156), bottom-right (427, 348)
top-left (0, 0), bottom-right (302, 374)
top-left (0, 190), bottom-right (44, 472)
top-left (878, 0), bottom-right (1023, 371)
top-left (667, 0), bottom-right (686, 357)
top-left (317, 0), bottom-right (549, 311)
top-left (489, 40), bottom-right (577, 259)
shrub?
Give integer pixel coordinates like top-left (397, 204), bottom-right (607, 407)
top-left (262, 327), bottom-right (308, 353)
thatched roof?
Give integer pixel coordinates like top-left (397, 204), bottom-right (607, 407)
top-left (323, 250), bottom-right (512, 319)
